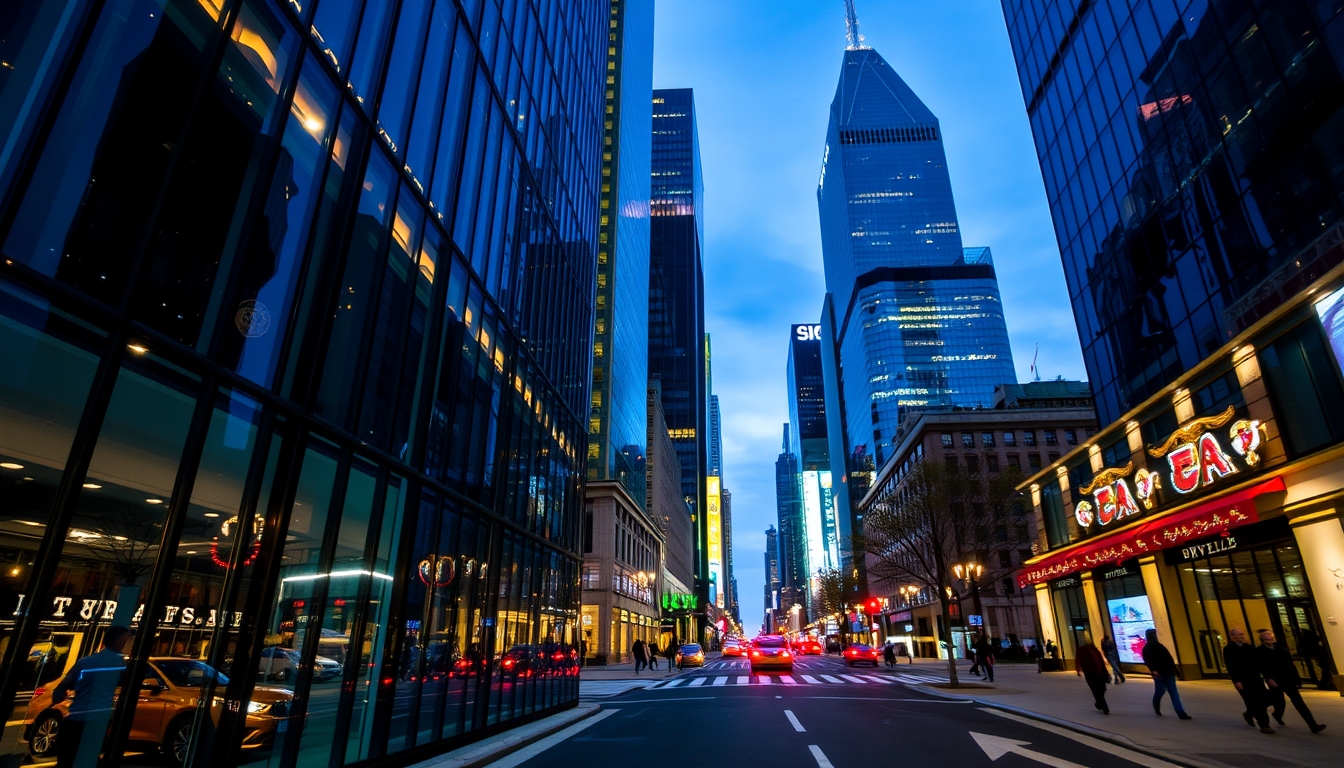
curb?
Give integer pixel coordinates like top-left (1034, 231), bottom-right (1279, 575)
top-left (906, 682), bottom-right (1215, 768)
top-left (411, 704), bottom-right (603, 768)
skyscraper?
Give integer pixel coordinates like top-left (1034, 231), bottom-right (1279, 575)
top-left (787, 323), bottom-right (838, 615)
top-left (774, 426), bottom-right (808, 617)
top-left (817, 7), bottom-right (1016, 466)
top-left (581, 0), bottom-right (659, 669)
top-left (649, 87), bottom-right (709, 616)
top-left (709, 393), bottom-right (724, 477)
top-left (1001, 0), bottom-right (1344, 424)
top-left (764, 524), bottom-right (781, 627)
top-left (0, 0), bottom-right (604, 763)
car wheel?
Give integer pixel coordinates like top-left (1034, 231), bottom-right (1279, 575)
top-left (28, 713), bottom-right (60, 758)
top-left (164, 716), bottom-right (194, 768)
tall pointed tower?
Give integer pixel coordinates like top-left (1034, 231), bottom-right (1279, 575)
top-left (818, 2), bottom-right (1016, 466)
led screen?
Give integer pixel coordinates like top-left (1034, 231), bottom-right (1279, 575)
top-left (1314, 286), bottom-right (1344, 372)
top-left (1107, 595), bottom-right (1156, 664)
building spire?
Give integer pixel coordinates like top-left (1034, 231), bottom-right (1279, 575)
top-left (844, 0), bottom-right (867, 50)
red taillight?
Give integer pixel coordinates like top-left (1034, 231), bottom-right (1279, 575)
top-left (781, 651), bottom-right (791, 658)
top-left (751, 650), bottom-right (761, 657)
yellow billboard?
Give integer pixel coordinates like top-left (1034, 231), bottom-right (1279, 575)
top-left (707, 475), bottom-right (723, 607)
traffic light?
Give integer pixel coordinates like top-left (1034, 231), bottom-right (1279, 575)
top-left (867, 598), bottom-right (881, 615)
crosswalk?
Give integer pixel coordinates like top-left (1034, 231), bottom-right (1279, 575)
top-left (644, 671), bottom-right (947, 689)
top-left (578, 680), bottom-right (657, 698)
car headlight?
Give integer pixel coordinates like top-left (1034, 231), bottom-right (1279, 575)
top-left (247, 701), bottom-right (272, 714)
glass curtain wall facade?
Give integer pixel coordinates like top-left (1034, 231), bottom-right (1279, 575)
top-left (0, 1), bottom-right (603, 766)
top-left (787, 325), bottom-right (838, 609)
top-left (588, 0), bottom-right (653, 503)
top-left (1001, 0), bottom-right (1344, 424)
top-left (817, 47), bottom-right (1015, 466)
top-left (774, 429), bottom-right (806, 618)
top-left (649, 88), bottom-right (708, 612)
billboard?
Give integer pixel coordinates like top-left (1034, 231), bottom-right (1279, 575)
top-left (707, 475), bottom-right (724, 608)
top-left (802, 471), bottom-right (827, 582)
top-left (1107, 595), bottom-right (1156, 664)
top-left (1314, 285), bottom-right (1344, 375)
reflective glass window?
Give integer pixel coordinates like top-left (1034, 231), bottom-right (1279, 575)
top-left (375, 0), bottom-right (431, 157)
top-left (310, 0), bottom-right (365, 73)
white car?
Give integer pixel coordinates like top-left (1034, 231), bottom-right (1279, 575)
top-left (258, 646), bottom-right (343, 682)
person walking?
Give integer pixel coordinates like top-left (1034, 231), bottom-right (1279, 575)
top-left (632, 638), bottom-right (647, 674)
top-left (1101, 634), bottom-right (1126, 683)
top-left (1224, 628), bottom-right (1274, 733)
top-left (967, 639), bottom-right (980, 677)
top-left (51, 625), bottom-right (134, 768)
top-left (976, 635), bottom-right (997, 683)
top-left (883, 642), bottom-right (896, 668)
top-left (1141, 629), bottom-right (1191, 719)
top-left (1076, 639), bottom-right (1111, 714)
top-left (1257, 629), bottom-right (1327, 733)
top-left (647, 640), bottom-right (660, 671)
top-left (664, 640), bottom-right (677, 673)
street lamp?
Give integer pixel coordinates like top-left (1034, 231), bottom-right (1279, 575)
top-left (899, 585), bottom-right (920, 607)
top-left (954, 561), bottom-right (985, 639)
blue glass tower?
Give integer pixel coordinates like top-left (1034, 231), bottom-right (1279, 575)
top-left (818, 37), bottom-right (1016, 466)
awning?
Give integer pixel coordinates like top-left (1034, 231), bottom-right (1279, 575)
top-left (1019, 477), bottom-right (1286, 588)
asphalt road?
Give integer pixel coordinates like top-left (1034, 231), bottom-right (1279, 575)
top-left (515, 655), bottom-right (1181, 768)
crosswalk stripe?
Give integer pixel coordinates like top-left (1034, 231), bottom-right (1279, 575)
top-left (737, 675), bottom-right (751, 685)
top-left (756, 675), bottom-right (773, 684)
top-left (801, 675), bottom-right (821, 684)
top-left (779, 676), bottom-right (797, 685)
top-left (862, 675), bottom-right (897, 684)
top-left (664, 679), bottom-right (685, 687)
top-left (688, 677), bottom-right (707, 687)
top-left (820, 674), bottom-right (844, 683)
top-left (840, 675), bottom-right (869, 684)
top-left (712, 676), bottom-right (727, 686)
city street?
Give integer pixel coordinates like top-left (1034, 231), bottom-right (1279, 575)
top-left (520, 656), bottom-right (1175, 768)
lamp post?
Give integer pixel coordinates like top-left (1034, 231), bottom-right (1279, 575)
top-left (954, 561), bottom-right (985, 642)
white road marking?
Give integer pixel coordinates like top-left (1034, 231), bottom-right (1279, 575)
top-left (981, 708), bottom-right (1182, 768)
top-left (737, 675), bottom-right (751, 685)
top-left (820, 674), bottom-right (844, 683)
top-left (757, 675), bottom-right (773, 684)
top-left (840, 675), bottom-right (869, 684)
top-left (809, 744), bottom-right (836, 768)
top-left (784, 709), bottom-right (806, 732)
top-left (663, 679), bottom-right (685, 687)
top-left (489, 708), bottom-right (620, 768)
top-left (712, 676), bottom-right (727, 686)
top-left (862, 675), bottom-right (897, 684)
top-left (970, 732), bottom-right (1086, 768)
top-left (779, 675), bottom-right (798, 685)
top-left (688, 677), bottom-right (707, 687)
top-left (801, 675), bottom-right (822, 684)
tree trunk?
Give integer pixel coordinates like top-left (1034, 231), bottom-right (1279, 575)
top-left (942, 600), bottom-right (960, 687)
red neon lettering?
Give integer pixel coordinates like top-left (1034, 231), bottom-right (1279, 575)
top-left (1168, 443), bottom-right (1200, 493)
top-left (1198, 433), bottom-right (1237, 485)
top-left (1113, 479), bottom-right (1141, 521)
top-left (1094, 485), bottom-right (1116, 525)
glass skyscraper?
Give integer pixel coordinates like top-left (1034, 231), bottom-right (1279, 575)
top-left (0, 1), bottom-right (603, 765)
top-left (773, 427), bottom-right (806, 617)
top-left (589, 0), bottom-right (653, 503)
top-left (1002, 0), bottom-right (1344, 424)
top-left (818, 44), bottom-right (1016, 466)
top-left (649, 87), bottom-right (709, 612)
top-left (786, 324), bottom-right (839, 617)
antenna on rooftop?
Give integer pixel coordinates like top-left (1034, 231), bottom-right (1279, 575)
top-left (844, 0), bottom-right (867, 50)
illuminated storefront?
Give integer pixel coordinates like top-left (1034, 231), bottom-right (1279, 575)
top-left (1021, 264), bottom-right (1344, 689)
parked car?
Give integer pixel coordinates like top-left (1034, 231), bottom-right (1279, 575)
top-left (258, 645), bottom-right (342, 682)
top-left (23, 658), bottom-right (292, 767)
top-left (676, 644), bottom-right (705, 667)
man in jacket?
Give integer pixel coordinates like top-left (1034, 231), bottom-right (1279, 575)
top-left (1257, 629), bottom-right (1326, 733)
top-left (51, 626), bottom-right (134, 768)
top-left (1141, 628), bottom-right (1191, 719)
top-left (975, 635), bottom-right (997, 683)
top-left (632, 638), bottom-right (647, 673)
top-left (1100, 634), bottom-right (1125, 683)
top-left (1076, 639), bottom-right (1111, 714)
top-left (1224, 628), bottom-right (1274, 733)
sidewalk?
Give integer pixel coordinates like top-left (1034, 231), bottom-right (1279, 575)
top-left (899, 658), bottom-right (1340, 767)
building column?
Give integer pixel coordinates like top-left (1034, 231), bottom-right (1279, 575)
top-left (1034, 584), bottom-right (1056, 648)
top-left (1138, 555), bottom-right (1183, 669)
top-left (1291, 510), bottom-right (1344, 691)
top-left (1081, 573), bottom-right (1105, 646)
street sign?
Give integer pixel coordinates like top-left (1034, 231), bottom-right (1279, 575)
top-left (969, 614), bottom-right (983, 626)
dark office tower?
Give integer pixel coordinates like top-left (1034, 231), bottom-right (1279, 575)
top-left (649, 87), bottom-right (709, 610)
top-left (817, 5), bottom-right (1016, 466)
top-left (709, 393), bottom-right (724, 477)
top-left (0, 1), bottom-right (604, 764)
top-left (589, 0), bottom-right (654, 503)
top-left (1001, 1), bottom-right (1344, 424)
top-left (774, 426), bottom-right (808, 616)
top-left (764, 525), bottom-right (781, 623)
top-left (788, 324), bottom-right (838, 614)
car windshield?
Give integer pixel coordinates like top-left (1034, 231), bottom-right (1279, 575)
top-left (679, 645), bottom-right (701, 653)
top-left (755, 636), bottom-right (785, 648)
top-left (850, 644), bottom-right (872, 652)
top-left (152, 660), bottom-right (229, 688)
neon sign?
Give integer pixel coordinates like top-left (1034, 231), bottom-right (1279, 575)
top-left (418, 555), bottom-right (456, 587)
top-left (1146, 407), bottom-right (1261, 495)
top-left (1076, 463), bottom-right (1142, 530)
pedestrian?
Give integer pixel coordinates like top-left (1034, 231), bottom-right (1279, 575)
top-left (1141, 629), bottom-right (1191, 720)
top-left (967, 639), bottom-right (980, 677)
top-left (906, 643), bottom-right (914, 664)
top-left (1224, 628), bottom-right (1274, 734)
top-left (664, 640), bottom-right (677, 673)
top-left (1257, 629), bottom-right (1327, 733)
top-left (1076, 639), bottom-right (1111, 714)
top-left (883, 642), bottom-right (896, 668)
top-left (51, 625), bottom-right (134, 768)
top-left (1298, 629), bottom-right (1325, 686)
top-left (976, 635), bottom-right (996, 683)
top-left (648, 640), bottom-right (660, 671)
top-left (1101, 633), bottom-right (1126, 683)
top-left (632, 638), bottom-right (647, 673)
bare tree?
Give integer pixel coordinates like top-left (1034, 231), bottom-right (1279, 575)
top-left (857, 460), bottom-right (1027, 687)
top-left (813, 566), bottom-right (862, 647)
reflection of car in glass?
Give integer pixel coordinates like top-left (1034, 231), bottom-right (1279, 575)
top-left (258, 646), bottom-right (342, 682)
top-left (749, 635), bottom-right (793, 671)
top-left (498, 645), bottom-right (538, 677)
top-left (676, 644), bottom-right (705, 667)
top-left (22, 658), bottom-right (292, 767)
top-left (844, 644), bottom-right (881, 667)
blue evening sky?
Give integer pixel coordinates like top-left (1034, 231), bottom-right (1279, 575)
top-left (652, 0), bottom-right (1087, 631)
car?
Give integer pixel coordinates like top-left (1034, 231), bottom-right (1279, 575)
top-left (798, 639), bottom-right (823, 655)
top-left (721, 639), bottom-right (746, 657)
top-left (749, 635), bottom-right (793, 671)
top-left (23, 658), bottom-right (292, 767)
top-left (258, 645), bottom-right (342, 682)
top-left (844, 644), bottom-right (882, 667)
top-left (676, 644), bottom-right (705, 667)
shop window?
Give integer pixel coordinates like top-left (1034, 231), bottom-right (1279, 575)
top-left (1100, 435), bottom-right (1128, 468)
top-left (1040, 480), bottom-right (1069, 548)
top-left (1141, 408), bottom-right (1178, 448)
top-left (1260, 321), bottom-right (1344, 458)
top-left (1194, 368), bottom-right (1245, 417)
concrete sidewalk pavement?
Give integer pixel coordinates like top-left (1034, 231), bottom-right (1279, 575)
top-left (899, 658), bottom-right (1340, 767)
